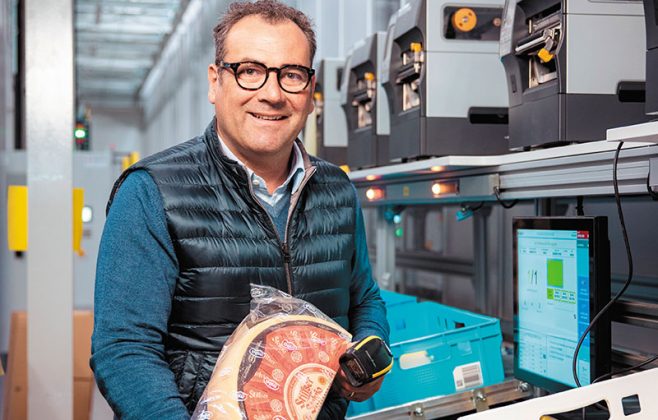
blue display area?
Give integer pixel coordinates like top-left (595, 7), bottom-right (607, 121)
top-left (516, 228), bottom-right (591, 387)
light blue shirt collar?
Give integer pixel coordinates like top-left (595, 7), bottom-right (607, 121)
top-left (217, 136), bottom-right (305, 209)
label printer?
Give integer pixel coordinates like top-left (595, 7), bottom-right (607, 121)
top-left (500, 0), bottom-right (649, 150)
top-left (310, 58), bottom-right (348, 166)
top-left (382, 0), bottom-right (509, 162)
top-left (340, 32), bottom-right (391, 170)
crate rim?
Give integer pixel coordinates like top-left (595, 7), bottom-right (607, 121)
top-left (388, 302), bottom-right (502, 347)
top-left (389, 319), bottom-right (502, 347)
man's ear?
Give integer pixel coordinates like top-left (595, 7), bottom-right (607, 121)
top-left (208, 64), bottom-right (219, 104)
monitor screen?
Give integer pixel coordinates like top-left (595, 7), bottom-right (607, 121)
top-left (513, 217), bottom-right (610, 392)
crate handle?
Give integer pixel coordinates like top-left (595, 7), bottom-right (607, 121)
top-left (399, 350), bottom-right (433, 370)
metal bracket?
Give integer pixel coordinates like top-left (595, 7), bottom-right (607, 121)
top-left (460, 174), bottom-right (500, 197)
top-left (650, 157), bottom-right (658, 191)
top-left (411, 404), bottom-right (425, 417)
top-left (473, 389), bottom-right (490, 412)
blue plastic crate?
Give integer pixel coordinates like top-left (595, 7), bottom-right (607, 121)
top-left (379, 289), bottom-right (417, 308)
top-left (347, 301), bottom-right (505, 417)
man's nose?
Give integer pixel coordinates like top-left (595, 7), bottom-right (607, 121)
top-left (258, 71), bottom-right (286, 104)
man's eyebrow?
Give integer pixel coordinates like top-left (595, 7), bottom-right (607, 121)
top-left (234, 57), bottom-right (261, 63)
top-left (223, 57), bottom-right (265, 64)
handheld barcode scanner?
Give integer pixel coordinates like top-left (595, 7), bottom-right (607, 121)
top-left (339, 336), bottom-right (393, 387)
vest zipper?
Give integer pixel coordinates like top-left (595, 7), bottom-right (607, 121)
top-left (283, 167), bottom-right (317, 295)
top-left (281, 242), bottom-right (291, 269)
top-left (241, 166), bottom-right (316, 295)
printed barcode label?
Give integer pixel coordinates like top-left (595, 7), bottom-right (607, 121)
top-left (453, 361), bottom-right (483, 391)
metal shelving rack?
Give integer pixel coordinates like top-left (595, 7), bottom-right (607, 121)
top-left (346, 132), bottom-right (658, 419)
top-left (348, 379), bottom-right (532, 419)
top-left (349, 140), bottom-right (658, 206)
top-left (349, 140), bottom-right (658, 303)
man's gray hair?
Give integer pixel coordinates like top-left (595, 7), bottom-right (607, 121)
top-left (213, 0), bottom-right (317, 65)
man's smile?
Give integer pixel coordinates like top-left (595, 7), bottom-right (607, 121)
top-left (249, 112), bottom-right (288, 121)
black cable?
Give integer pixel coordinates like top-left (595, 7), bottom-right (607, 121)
top-left (572, 141), bottom-right (634, 388)
top-left (597, 166), bottom-right (658, 385)
top-left (647, 173), bottom-right (658, 200)
top-left (578, 354), bottom-right (658, 419)
top-left (592, 354), bottom-right (658, 384)
top-left (461, 201), bottom-right (484, 213)
top-left (574, 144), bottom-right (658, 420)
top-left (493, 186), bottom-right (518, 209)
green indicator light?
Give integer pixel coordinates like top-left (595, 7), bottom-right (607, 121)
top-left (74, 128), bottom-right (87, 139)
top-left (395, 227), bottom-right (403, 237)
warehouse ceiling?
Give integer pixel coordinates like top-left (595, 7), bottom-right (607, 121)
top-left (75, 0), bottom-right (190, 108)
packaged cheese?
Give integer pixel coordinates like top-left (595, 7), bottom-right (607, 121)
top-left (192, 285), bottom-right (352, 420)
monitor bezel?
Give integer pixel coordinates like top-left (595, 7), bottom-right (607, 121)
top-left (513, 216), bottom-right (611, 393)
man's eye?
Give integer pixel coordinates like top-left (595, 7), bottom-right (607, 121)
top-left (240, 66), bottom-right (262, 76)
top-left (285, 72), bottom-right (303, 80)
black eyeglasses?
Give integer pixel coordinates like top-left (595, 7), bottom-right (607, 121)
top-left (218, 60), bottom-right (315, 94)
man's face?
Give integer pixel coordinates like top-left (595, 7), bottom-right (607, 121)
top-left (208, 15), bottom-right (315, 163)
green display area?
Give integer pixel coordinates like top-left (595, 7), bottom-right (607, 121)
top-left (547, 258), bottom-right (564, 288)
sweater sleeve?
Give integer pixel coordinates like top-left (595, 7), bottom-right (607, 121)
top-left (348, 185), bottom-right (390, 345)
top-left (90, 170), bottom-right (189, 420)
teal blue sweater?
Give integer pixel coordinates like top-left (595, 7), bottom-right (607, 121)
top-left (91, 169), bottom-right (388, 419)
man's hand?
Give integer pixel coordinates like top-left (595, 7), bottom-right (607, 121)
top-left (333, 366), bottom-right (385, 402)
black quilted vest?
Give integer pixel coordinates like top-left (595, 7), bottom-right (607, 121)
top-left (107, 120), bottom-right (356, 412)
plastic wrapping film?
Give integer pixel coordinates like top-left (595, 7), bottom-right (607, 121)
top-left (192, 284), bottom-right (352, 420)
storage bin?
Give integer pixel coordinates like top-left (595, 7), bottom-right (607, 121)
top-left (379, 289), bottom-right (417, 308)
top-left (347, 301), bottom-right (505, 417)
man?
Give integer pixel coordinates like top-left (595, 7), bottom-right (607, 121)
top-left (91, 1), bottom-right (389, 419)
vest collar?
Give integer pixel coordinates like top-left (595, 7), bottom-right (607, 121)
top-left (202, 118), bottom-right (316, 182)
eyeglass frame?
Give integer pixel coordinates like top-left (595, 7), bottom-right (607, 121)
top-left (217, 60), bottom-right (315, 94)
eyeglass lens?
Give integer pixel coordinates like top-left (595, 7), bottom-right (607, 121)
top-left (235, 62), bottom-right (309, 92)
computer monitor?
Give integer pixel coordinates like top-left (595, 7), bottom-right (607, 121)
top-left (513, 217), bottom-right (611, 392)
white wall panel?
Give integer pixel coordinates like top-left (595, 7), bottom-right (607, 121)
top-left (73, 152), bottom-right (116, 310)
top-left (25, 0), bottom-right (74, 415)
top-left (92, 107), bottom-right (143, 154)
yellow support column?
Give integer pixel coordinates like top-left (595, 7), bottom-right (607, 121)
top-left (7, 186), bottom-right (28, 251)
top-left (6, 185), bottom-right (86, 254)
top-left (72, 188), bottom-right (84, 256)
